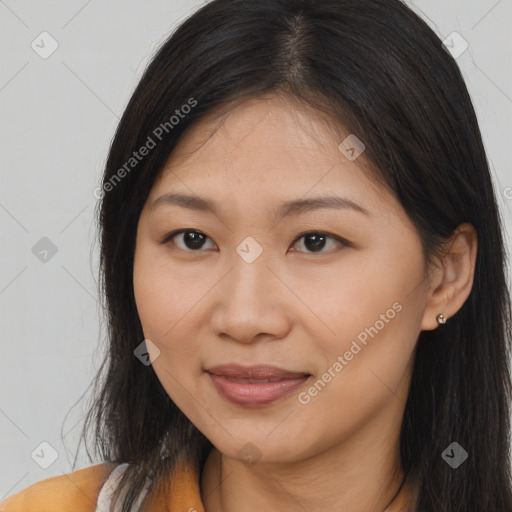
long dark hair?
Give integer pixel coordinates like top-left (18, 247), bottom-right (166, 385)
top-left (75, 1), bottom-right (512, 510)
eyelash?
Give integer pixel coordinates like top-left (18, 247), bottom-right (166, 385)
top-left (159, 229), bottom-right (350, 254)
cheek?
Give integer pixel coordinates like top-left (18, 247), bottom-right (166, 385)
top-left (133, 249), bottom-right (217, 409)
top-left (134, 244), bottom-right (204, 340)
top-left (133, 259), bottom-right (203, 405)
top-left (295, 300), bottom-right (420, 446)
top-left (133, 261), bottom-right (173, 342)
top-left (309, 252), bottom-right (425, 396)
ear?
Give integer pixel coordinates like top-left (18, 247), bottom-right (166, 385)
top-left (421, 223), bottom-right (478, 331)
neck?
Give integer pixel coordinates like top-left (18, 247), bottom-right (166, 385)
top-left (200, 407), bottom-right (416, 512)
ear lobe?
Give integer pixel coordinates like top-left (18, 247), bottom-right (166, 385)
top-left (420, 223), bottom-right (478, 332)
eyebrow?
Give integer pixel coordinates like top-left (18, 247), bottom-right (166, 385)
top-left (151, 192), bottom-right (371, 219)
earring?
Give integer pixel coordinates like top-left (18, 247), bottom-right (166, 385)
top-left (436, 314), bottom-right (447, 325)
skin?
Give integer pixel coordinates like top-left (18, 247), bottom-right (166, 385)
top-left (133, 94), bottom-right (478, 512)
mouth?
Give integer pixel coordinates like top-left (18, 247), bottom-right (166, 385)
top-left (205, 364), bottom-right (312, 407)
top-left (205, 363), bottom-right (310, 380)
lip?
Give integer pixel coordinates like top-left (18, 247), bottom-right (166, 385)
top-left (205, 364), bottom-right (311, 407)
top-left (206, 364), bottom-right (310, 380)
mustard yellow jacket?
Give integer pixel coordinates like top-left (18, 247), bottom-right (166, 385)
top-left (0, 458), bottom-right (204, 512)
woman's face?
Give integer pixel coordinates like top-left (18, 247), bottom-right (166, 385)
top-left (133, 94), bottom-right (432, 464)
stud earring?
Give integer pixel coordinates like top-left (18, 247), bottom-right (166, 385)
top-left (436, 314), bottom-right (447, 325)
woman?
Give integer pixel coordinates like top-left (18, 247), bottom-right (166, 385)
top-left (2, 0), bottom-right (511, 511)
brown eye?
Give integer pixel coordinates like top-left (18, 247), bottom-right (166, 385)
top-left (160, 229), bottom-right (349, 254)
top-left (290, 231), bottom-right (348, 254)
top-left (160, 229), bottom-right (216, 251)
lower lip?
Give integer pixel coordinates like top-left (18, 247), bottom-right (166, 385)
top-left (208, 373), bottom-right (311, 407)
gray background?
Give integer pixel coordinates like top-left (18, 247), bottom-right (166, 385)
top-left (1, 0), bottom-right (511, 499)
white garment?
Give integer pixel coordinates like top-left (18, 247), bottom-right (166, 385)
top-left (94, 463), bottom-right (152, 512)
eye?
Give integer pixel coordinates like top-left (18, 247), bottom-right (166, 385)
top-left (290, 231), bottom-right (349, 254)
top-left (160, 229), bottom-right (350, 254)
top-left (159, 229), bottom-right (216, 251)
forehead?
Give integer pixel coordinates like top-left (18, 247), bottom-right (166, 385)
top-left (148, 95), bottom-right (401, 223)
top-left (160, 97), bottom-right (356, 179)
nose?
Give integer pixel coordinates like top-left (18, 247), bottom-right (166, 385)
top-left (209, 249), bottom-right (292, 344)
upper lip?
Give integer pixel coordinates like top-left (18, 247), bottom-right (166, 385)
top-left (206, 364), bottom-right (310, 380)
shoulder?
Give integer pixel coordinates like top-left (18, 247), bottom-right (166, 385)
top-left (0, 462), bottom-right (117, 512)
